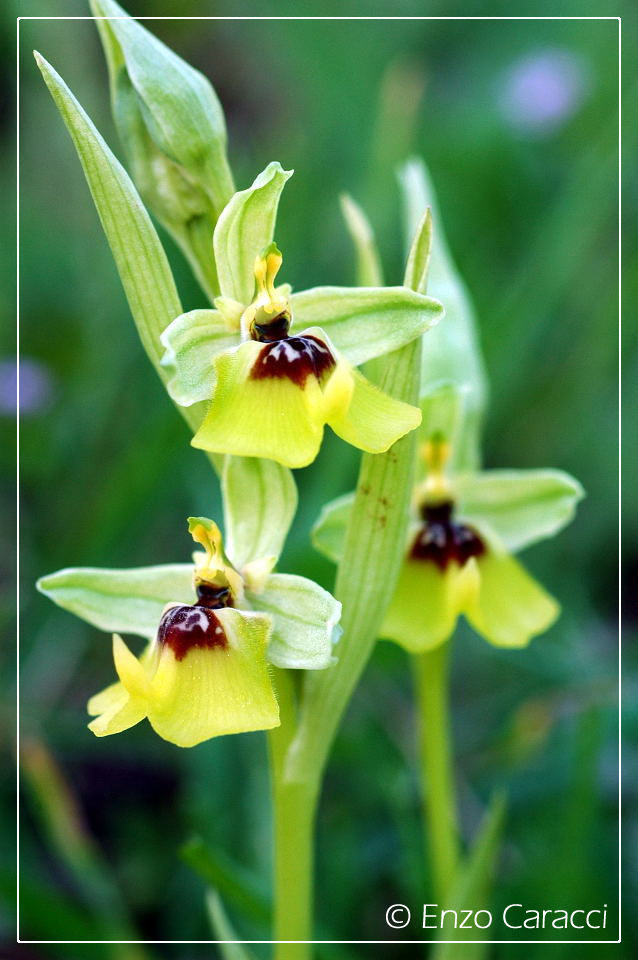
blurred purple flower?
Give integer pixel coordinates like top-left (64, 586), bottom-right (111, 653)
top-left (499, 49), bottom-right (591, 136)
top-left (1, 356), bottom-right (54, 416)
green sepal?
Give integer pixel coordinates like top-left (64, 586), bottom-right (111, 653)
top-left (457, 469), bottom-right (584, 552)
top-left (214, 162), bottom-right (293, 305)
top-left (247, 574), bottom-right (341, 670)
top-left (290, 285), bottom-right (444, 366)
top-left (90, 0), bottom-right (234, 218)
top-left (311, 492), bottom-right (354, 565)
top-left (222, 457), bottom-right (297, 571)
top-left (420, 382), bottom-right (466, 449)
top-left (160, 309), bottom-right (238, 406)
top-left (36, 565), bottom-right (195, 639)
top-left (339, 193), bottom-right (384, 286)
top-left (398, 157), bottom-right (487, 470)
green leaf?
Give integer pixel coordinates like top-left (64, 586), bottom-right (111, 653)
top-left (160, 309), bottom-right (238, 406)
top-left (457, 469), bottom-right (584, 553)
top-left (311, 492), bottom-right (354, 564)
top-left (181, 837), bottom-right (270, 926)
top-left (35, 52), bottom-right (182, 381)
top-left (37, 565), bottom-right (195, 639)
top-left (404, 206), bottom-right (432, 294)
top-left (339, 193), bottom-right (384, 286)
top-left (398, 157), bottom-right (488, 471)
top-left (431, 792), bottom-right (506, 958)
top-left (221, 456), bottom-right (297, 570)
top-left (214, 161), bottom-right (293, 305)
top-left (248, 574), bottom-right (341, 670)
top-left (90, 0), bottom-right (234, 216)
top-left (290, 285), bottom-right (443, 367)
top-left (205, 891), bottom-right (259, 960)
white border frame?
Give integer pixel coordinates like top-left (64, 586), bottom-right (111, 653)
top-left (16, 11), bottom-right (623, 949)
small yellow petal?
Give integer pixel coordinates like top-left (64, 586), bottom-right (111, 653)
top-left (328, 368), bottom-right (421, 454)
top-left (87, 677), bottom-right (146, 737)
top-left (112, 634), bottom-right (152, 699)
top-left (381, 559), bottom-right (473, 653)
top-left (466, 549), bottom-right (559, 648)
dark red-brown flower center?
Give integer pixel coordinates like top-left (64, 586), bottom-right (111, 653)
top-left (410, 501), bottom-right (485, 570)
top-left (250, 335), bottom-right (336, 388)
top-left (157, 585), bottom-right (234, 660)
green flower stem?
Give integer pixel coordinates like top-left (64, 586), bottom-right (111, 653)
top-left (269, 670), bottom-right (318, 960)
top-left (412, 644), bottom-right (460, 903)
top-left (266, 340), bottom-right (420, 954)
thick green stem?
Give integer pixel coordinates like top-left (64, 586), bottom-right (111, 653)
top-left (412, 644), bottom-right (460, 903)
top-left (269, 670), bottom-right (319, 960)
top-left (286, 338), bottom-right (421, 787)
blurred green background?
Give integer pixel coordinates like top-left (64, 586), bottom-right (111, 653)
top-left (7, 3), bottom-right (628, 957)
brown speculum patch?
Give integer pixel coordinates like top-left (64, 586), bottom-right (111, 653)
top-left (157, 585), bottom-right (233, 661)
top-left (410, 500), bottom-right (485, 570)
top-left (250, 335), bottom-right (336, 388)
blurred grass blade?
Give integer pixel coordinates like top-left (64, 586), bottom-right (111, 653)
top-left (205, 891), bottom-right (260, 960)
top-left (181, 836), bottom-right (271, 925)
top-left (431, 791), bottom-right (506, 959)
top-left (20, 739), bottom-right (147, 957)
top-left (339, 193), bottom-right (384, 286)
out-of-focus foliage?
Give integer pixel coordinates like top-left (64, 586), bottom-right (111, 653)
top-left (8, 5), bottom-right (629, 957)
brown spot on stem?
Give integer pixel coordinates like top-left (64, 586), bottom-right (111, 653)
top-left (250, 335), bottom-right (336, 388)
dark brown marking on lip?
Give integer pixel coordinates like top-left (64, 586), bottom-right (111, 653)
top-left (411, 500), bottom-right (485, 569)
top-left (157, 604), bottom-right (228, 660)
top-left (250, 335), bottom-right (336, 388)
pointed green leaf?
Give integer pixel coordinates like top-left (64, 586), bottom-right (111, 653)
top-left (339, 193), bottom-right (384, 286)
top-left (160, 309), bottom-right (238, 406)
top-left (290, 286), bottom-right (443, 366)
top-left (37, 565), bottom-right (195, 639)
top-left (221, 456), bottom-right (297, 571)
top-left (457, 469), bottom-right (584, 552)
top-left (398, 158), bottom-right (487, 470)
top-left (35, 52), bottom-right (182, 381)
top-left (248, 574), bottom-right (341, 670)
top-left (214, 162), bottom-right (293, 305)
top-left (404, 206), bottom-right (432, 294)
top-left (91, 0), bottom-right (233, 215)
top-left (311, 492), bottom-right (354, 565)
